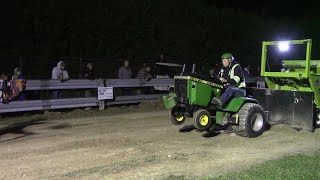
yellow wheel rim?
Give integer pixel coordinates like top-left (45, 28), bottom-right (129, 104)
top-left (199, 115), bottom-right (209, 126)
top-left (176, 116), bottom-right (184, 121)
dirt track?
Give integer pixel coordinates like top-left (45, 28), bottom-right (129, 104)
top-left (1, 110), bottom-right (320, 179)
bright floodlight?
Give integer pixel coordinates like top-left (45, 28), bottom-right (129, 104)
top-left (278, 42), bottom-right (289, 51)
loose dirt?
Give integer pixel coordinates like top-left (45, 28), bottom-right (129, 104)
top-left (1, 109), bottom-right (320, 179)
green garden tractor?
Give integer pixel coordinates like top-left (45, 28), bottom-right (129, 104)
top-left (162, 65), bottom-right (267, 138)
top-left (162, 39), bottom-right (320, 137)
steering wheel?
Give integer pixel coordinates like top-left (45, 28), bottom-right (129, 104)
top-left (209, 71), bottom-right (223, 85)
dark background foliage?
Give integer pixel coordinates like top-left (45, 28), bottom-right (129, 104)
top-left (0, 0), bottom-right (319, 78)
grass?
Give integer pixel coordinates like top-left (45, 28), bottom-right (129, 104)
top-left (213, 151), bottom-right (320, 180)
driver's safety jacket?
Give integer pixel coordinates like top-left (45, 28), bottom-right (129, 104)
top-left (223, 61), bottom-right (246, 88)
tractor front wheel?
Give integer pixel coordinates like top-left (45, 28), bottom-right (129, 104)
top-left (171, 107), bottom-right (186, 125)
top-left (233, 103), bottom-right (266, 138)
top-left (194, 109), bottom-right (212, 131)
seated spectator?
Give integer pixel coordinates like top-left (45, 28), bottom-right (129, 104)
top-left (118, 59), bottom-right (132, 79)
top-left (84, 63), bottom-right (95, 80)
top-left (136, 64), bottom-right (153, 94)
top-left (52, 61), bottom-right (69, 99)
top-left (137, 64), bottom-right (152, 82)
top-left (11, 67), bottom-right (26, 100)
top-left (0, 72), bottom-right (25, 103)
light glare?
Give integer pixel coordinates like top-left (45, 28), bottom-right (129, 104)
top-left (278, 42), bottom-right (289, 51)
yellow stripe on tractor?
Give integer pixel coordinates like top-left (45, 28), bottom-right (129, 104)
top-left (174, 76), bottom-right (224, 89)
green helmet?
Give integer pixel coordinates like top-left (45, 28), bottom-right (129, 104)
top-left (221, 53), bottom-right (234, 60)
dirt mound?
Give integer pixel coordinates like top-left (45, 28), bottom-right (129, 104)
top-left (1, 100), bottom-right (166, 127)
top-left (137, 100), bottom-right (165, 110)
top-left (270, 124), bottom-right (300, 134)
top-left (43, 110), bottom-right (62, 119)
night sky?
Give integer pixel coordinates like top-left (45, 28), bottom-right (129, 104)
top-left (208, 0), bottom-right (320, 19)
top-left (0, 1), bottom-right (319, 78)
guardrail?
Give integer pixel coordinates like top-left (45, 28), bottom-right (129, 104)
top-left (0, 78), bottom-right (176, 113)
top-left (0, 79), bottom-right (103, 90)
top-left (0, 77), bottom-right (265, 114)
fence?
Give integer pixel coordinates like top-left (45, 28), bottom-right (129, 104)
top-left (0, 77), bottom-right (264, 114)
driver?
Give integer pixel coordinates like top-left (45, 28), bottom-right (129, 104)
top-left (212, 53), bottom-right (246, 108)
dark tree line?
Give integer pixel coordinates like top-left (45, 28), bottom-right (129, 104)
top-left (0, 1), bottom-right (319, 78)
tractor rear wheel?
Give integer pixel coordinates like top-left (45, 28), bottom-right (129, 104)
top-left (233, 103), bottom-right (266, 138)
top-left (194, 109), bottom-right (212, 131)
top-left (171, 107), bottom-right (186, 125)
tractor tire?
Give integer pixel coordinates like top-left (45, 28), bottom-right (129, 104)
top-left (171, 107), bottom-right (186, 125)
top-left (193, 109), bottom-right (212, 131)
top-left (232, 103), bottom-right (266, 138)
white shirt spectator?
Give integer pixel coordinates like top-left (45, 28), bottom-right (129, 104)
top-left (52, 61), bottom-right (69, 81)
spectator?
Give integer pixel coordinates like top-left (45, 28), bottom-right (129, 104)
top-left (209, 69), bottom-right (214, 77)
top-left (52, 61), bottom-right (69, 81)
top-left (12, 67), bottom-right (24, 80)
top-left (256, 66), bottom-right (261, 76)
top-left (250, 66), bottom-right (260, 76)
top-left (209, 63), bottom-right (222, 77)
top-left (143, 62), bottom-right (147, 68)
top-left (0, 73), bottom-right (8, 80)
top-left (118, 59), bottom-right (132, 79)
top-left (52, 61), bottom-right (69, 99)
top-left (157, 53), bottom-right (166, 62)
top-left (0, 73), bottom-right (8, 103)
top-left (137, 64), bottom-right (152, 82)
top-left (155, 54), bottom-right (169, 76)
top-left (213, 63), bottom-right (221, 75)
top-left (244, 65), bottom-right (251, 77)
top-left (83, 63), bottom-right (96, 110)
top-left (136, 64), bottom-right (153, 94)
top-left (11, 67), bottom-right (26, 100)
top-left (84, 63), bottom-right (95, 80)
top-left (1, 72), bottom-right (25, 102)
top-left (116, 59), bottom-right (133, 97)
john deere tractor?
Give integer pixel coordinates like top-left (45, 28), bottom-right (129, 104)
top-left (163, 39), bottom-right (320, 137)
top-left (162, 65), bottom-right (267, 138)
